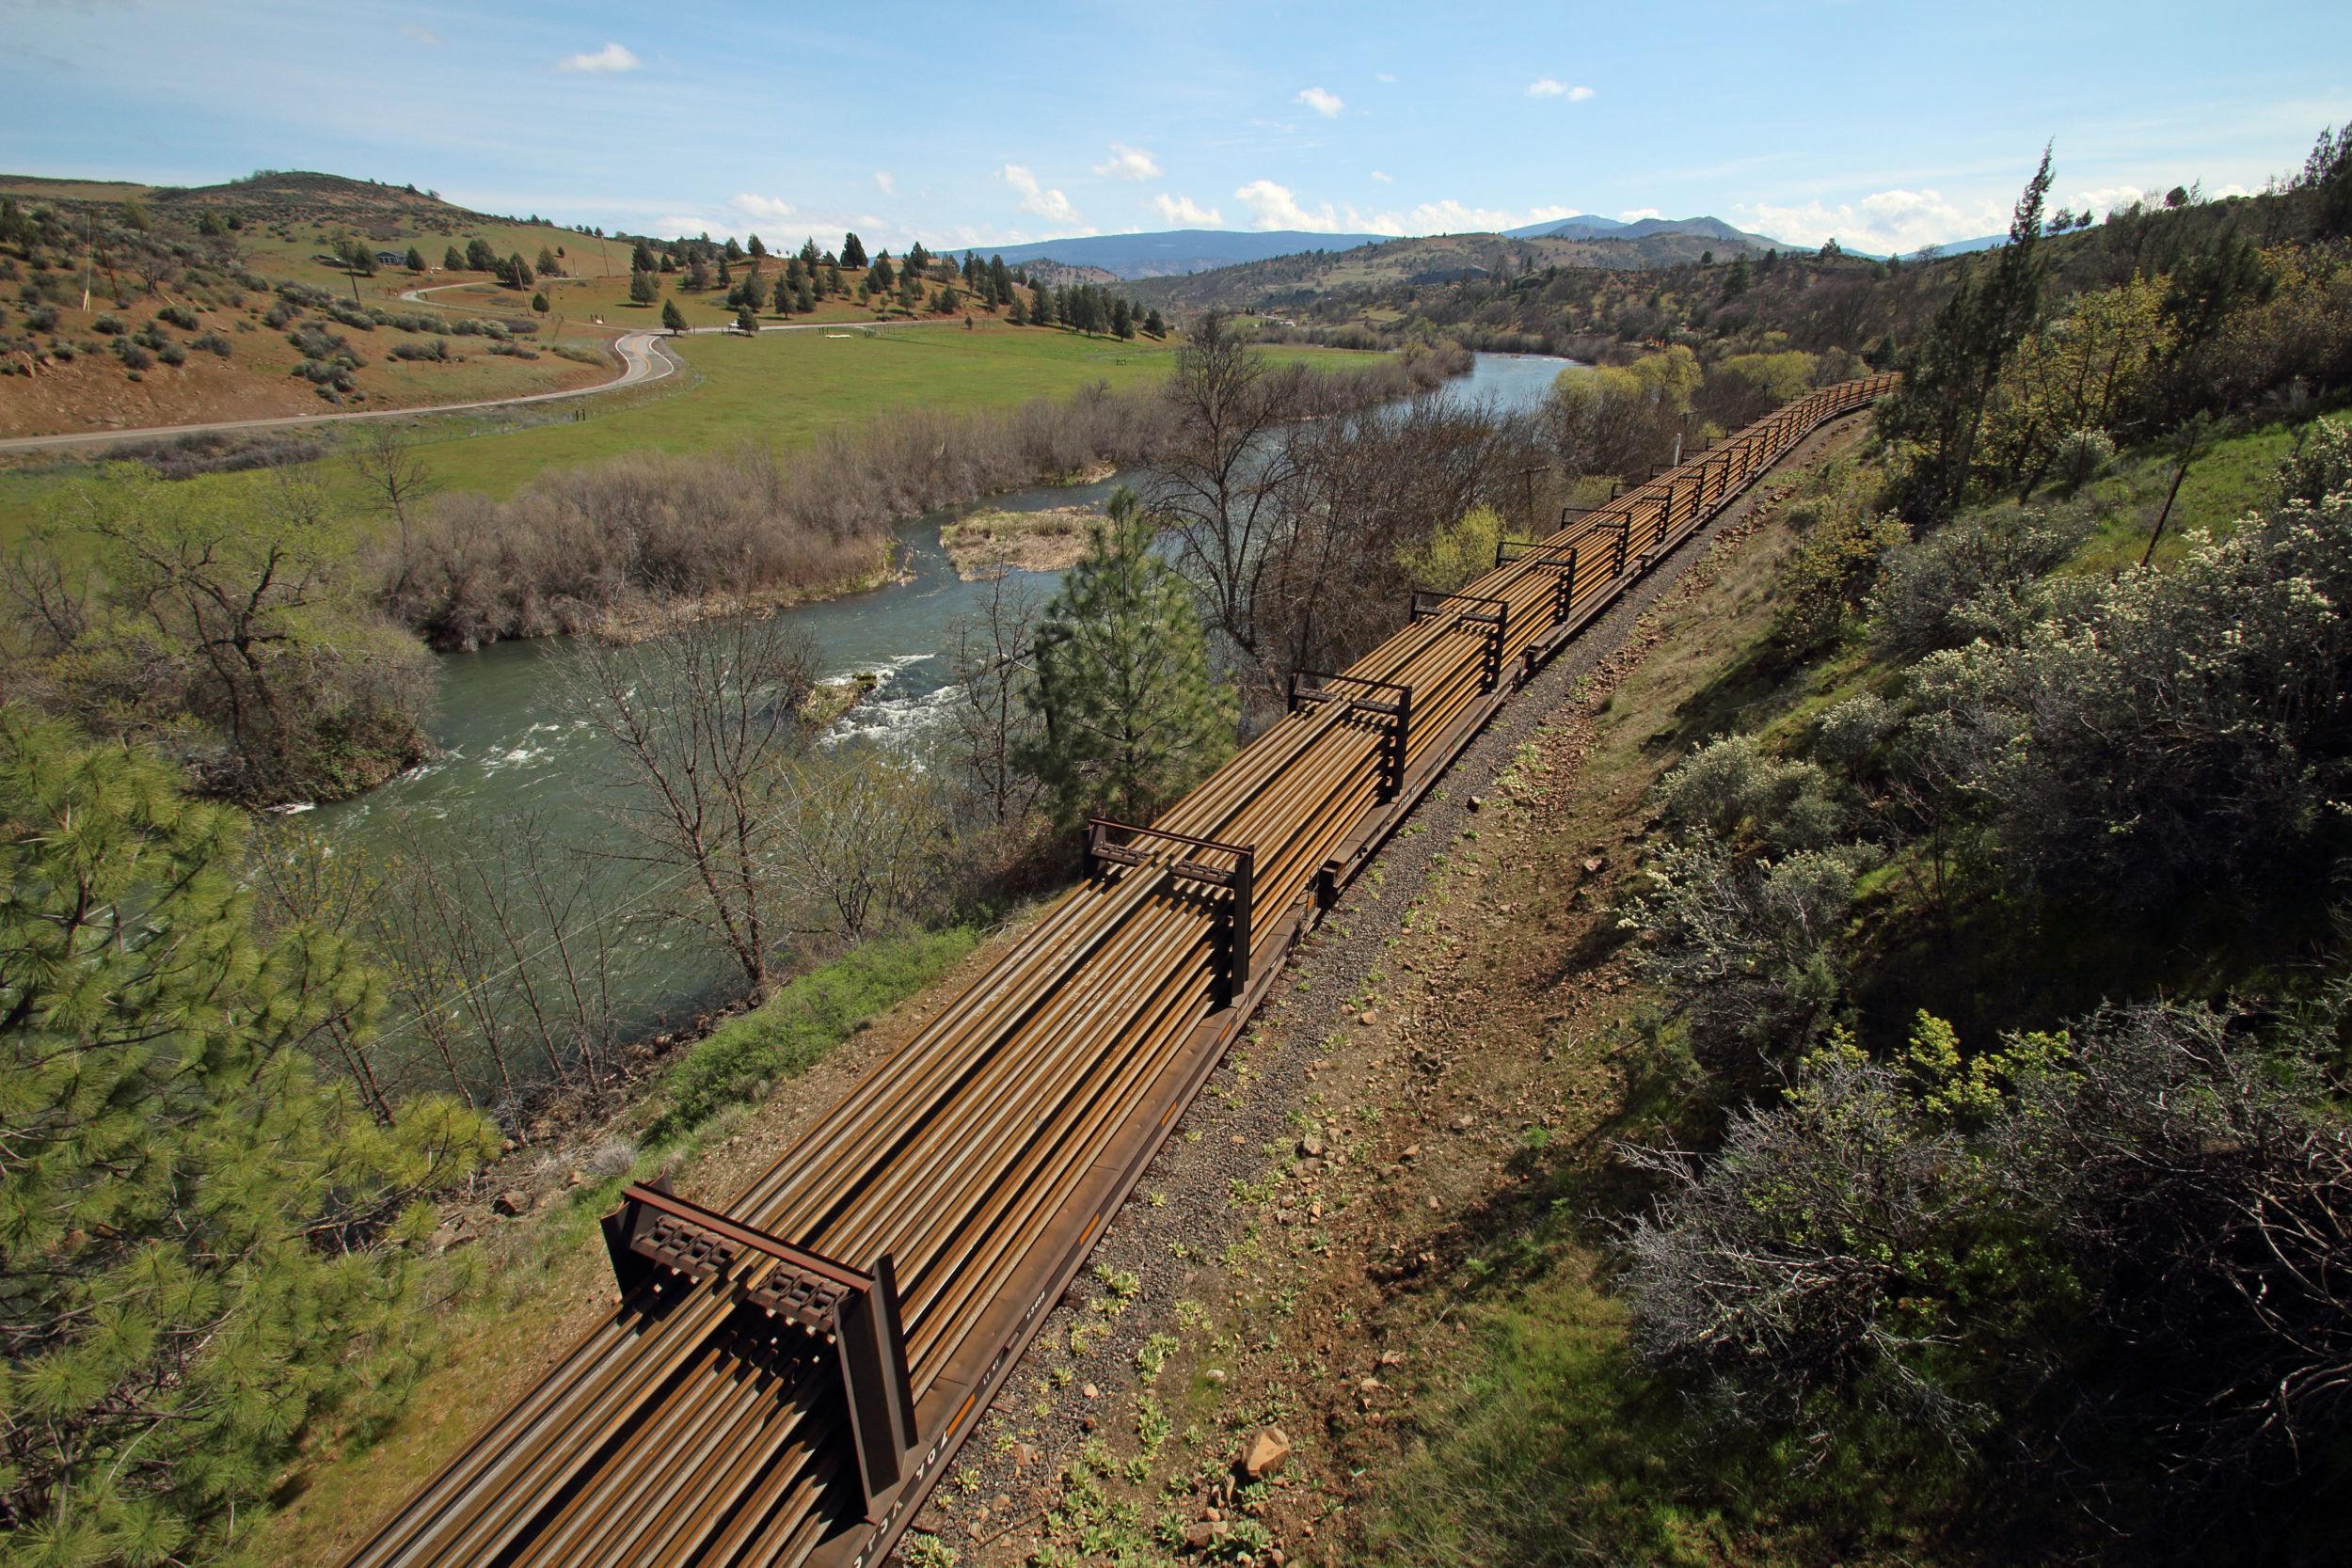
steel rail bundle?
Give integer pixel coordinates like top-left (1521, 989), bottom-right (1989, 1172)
top-left (344, 373), bottom-right (1895, 1568)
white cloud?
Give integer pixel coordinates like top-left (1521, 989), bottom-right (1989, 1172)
top-left (1617, 207), bottom-right (1662, 222)
top-left (1375, 71), bottom-right (1397, 83)
top-left (1152, 192), bottom-right (1224, 226)
top-left (2069, 185), bottom-right (2145, 216)
top-left (1371, 170), bottom-right (1394, 184)
top-left (1234, 179), bottom-right (1337, 230)
top-left (399, 24), bottom-right (440, 45)
top-left (874, 171), bottom-right (897, 196)
top-left (1405, 198), bottom-right (1578, 233)
top-left (1093, 143), bottom-right (1162, 181)
top-left (1567, 85), bottom-right (1595, 103)
top-left (1233, 183), bottom-right (1603, 238)
top-left (734, 194), bottom-right (796, 223)
top-left (1528, 79), bottom-right (1595, 102)
top-left (558, 41), bottom-right (640, 73)
top-left (1001, 165), bottom-right (1082, 228)
top-left (1735, 186), bottom-right (2008, 254)
top-left (1295, 87), bottom-right (1344, 119)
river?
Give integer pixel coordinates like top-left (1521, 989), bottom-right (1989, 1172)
top-left (305, 351), bottom-right (1575, 1091)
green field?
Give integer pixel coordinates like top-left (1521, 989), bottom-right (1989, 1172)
top-left (0, 325), bottom-right (1371, 539)
top-left (412, 322), bottom-right (1186, 497)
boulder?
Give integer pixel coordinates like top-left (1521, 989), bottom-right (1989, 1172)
top-left (491, 1188), bottom-right (530, 1217)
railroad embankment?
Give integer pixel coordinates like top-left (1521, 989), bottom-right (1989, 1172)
top-left (923, 415), bottom-right (1878, 1567)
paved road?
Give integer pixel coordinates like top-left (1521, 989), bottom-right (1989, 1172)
top-left (0, 281), bottom-right (958, 457)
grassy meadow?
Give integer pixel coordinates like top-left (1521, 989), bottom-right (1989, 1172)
top-left (0, 323), bottom-right (1370, 544)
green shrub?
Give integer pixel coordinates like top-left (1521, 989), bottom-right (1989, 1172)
top-left (651, 927), bottom-right (981, 1138)
top-left (1775, 505), bottom-right (1909, 652)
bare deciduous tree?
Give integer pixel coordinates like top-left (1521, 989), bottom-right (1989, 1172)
top-left (1148, 313), bottom-right (1306, 679)
top-left (350, 421), bottom-right (439, 605)
top-left (764, 748), bottom-right (948, 944)
top-left (557, 606), bottom-right (818, 996)
top-left (944, 564), bottom-right (1046, 826)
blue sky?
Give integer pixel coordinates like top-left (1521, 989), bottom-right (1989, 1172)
top-left (4, 0), bottom-right (2346, 255)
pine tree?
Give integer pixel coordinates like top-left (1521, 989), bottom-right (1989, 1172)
top-left (1018, 489), bottom-right (1236, 825)
top-left (795, 276), bottom-right (815, 313)
top-left (1032, 279), bottom-right (1055, 326)
top-left (1143, 307), bottom-right (1166, 338)
top-left (662, 297), bottom-right (689, 333)
top-left (1881, 147), bottom-right (2056, 521)
top-left (740, 265), bottom-right (768, 312)
top-left (443, 244), bottom-right (466, 271)
top-left (871, 251), bottom-right (896, 292)
top-left (737, 305), bottom-right (758, 334)
top-left (629, 266), bottom-right (660, 305)
top-left (748, 233), bottom-right (767, 259)
top-left (405, 245), bottom-right (426, 273)
top-left (841, 231), bottom-right (868, 269)
top-left (990, 255), bottom-right (1013, 308)
top-left (1111, 296), bottom-right (1134, 339)
top-left (0, 711), bottom-right (495, 1562)
top-left (631, 237), bottom-right (658, 272)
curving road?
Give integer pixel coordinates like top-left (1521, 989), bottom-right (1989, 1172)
top-left (0, 326), bottom-right (678, 456)
top-left (0, 278), bottom-right (963, 457)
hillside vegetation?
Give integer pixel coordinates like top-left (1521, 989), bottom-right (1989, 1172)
top-left (0, 173), bottom-right (632, 436)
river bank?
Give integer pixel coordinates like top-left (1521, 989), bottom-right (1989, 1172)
top-left (294, 349), bottom-right (1577, 1114)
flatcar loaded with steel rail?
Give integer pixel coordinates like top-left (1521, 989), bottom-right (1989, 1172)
top-left (344, 374), bottom-right (1899, 1568)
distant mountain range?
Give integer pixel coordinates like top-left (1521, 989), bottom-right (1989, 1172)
top-left (987, 214), bottom-right (1800, 280)
top-left (984, 229), bottom-right (1391, 279)
top-left (1500, 213), bottom-right (1785, 247)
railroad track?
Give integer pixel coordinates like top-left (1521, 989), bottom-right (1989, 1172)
top-left (343, 373), bottom-right (1898, 1568)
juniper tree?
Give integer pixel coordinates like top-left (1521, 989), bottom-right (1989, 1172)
top-left (1019, 488), bottom-right (1236, 826)
top-left (841, 231), bottom-right (868, 269)
top-left (0, 710), bottom-right (495, 1563)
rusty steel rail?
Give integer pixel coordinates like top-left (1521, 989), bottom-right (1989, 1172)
top-left (342, 373), bottom-right (1896, 1568)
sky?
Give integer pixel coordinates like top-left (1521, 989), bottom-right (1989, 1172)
top-left (4, 0), bottom-right (2347, 256)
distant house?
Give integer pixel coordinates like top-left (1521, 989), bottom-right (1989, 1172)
top-left (375, 250), bottom-right (405, 266)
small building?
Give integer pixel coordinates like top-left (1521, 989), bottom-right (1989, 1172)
top-left (375, 250), bottom-right (406, 266)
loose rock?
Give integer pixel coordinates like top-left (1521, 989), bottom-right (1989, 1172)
top-left (1240, 1425), bottom-right (1292, 1480)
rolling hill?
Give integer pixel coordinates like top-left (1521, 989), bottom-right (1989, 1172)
top-left (984, 228), bottom-right (1391, 279)
top-left (1123, 226), bottom-right (1787, 315)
